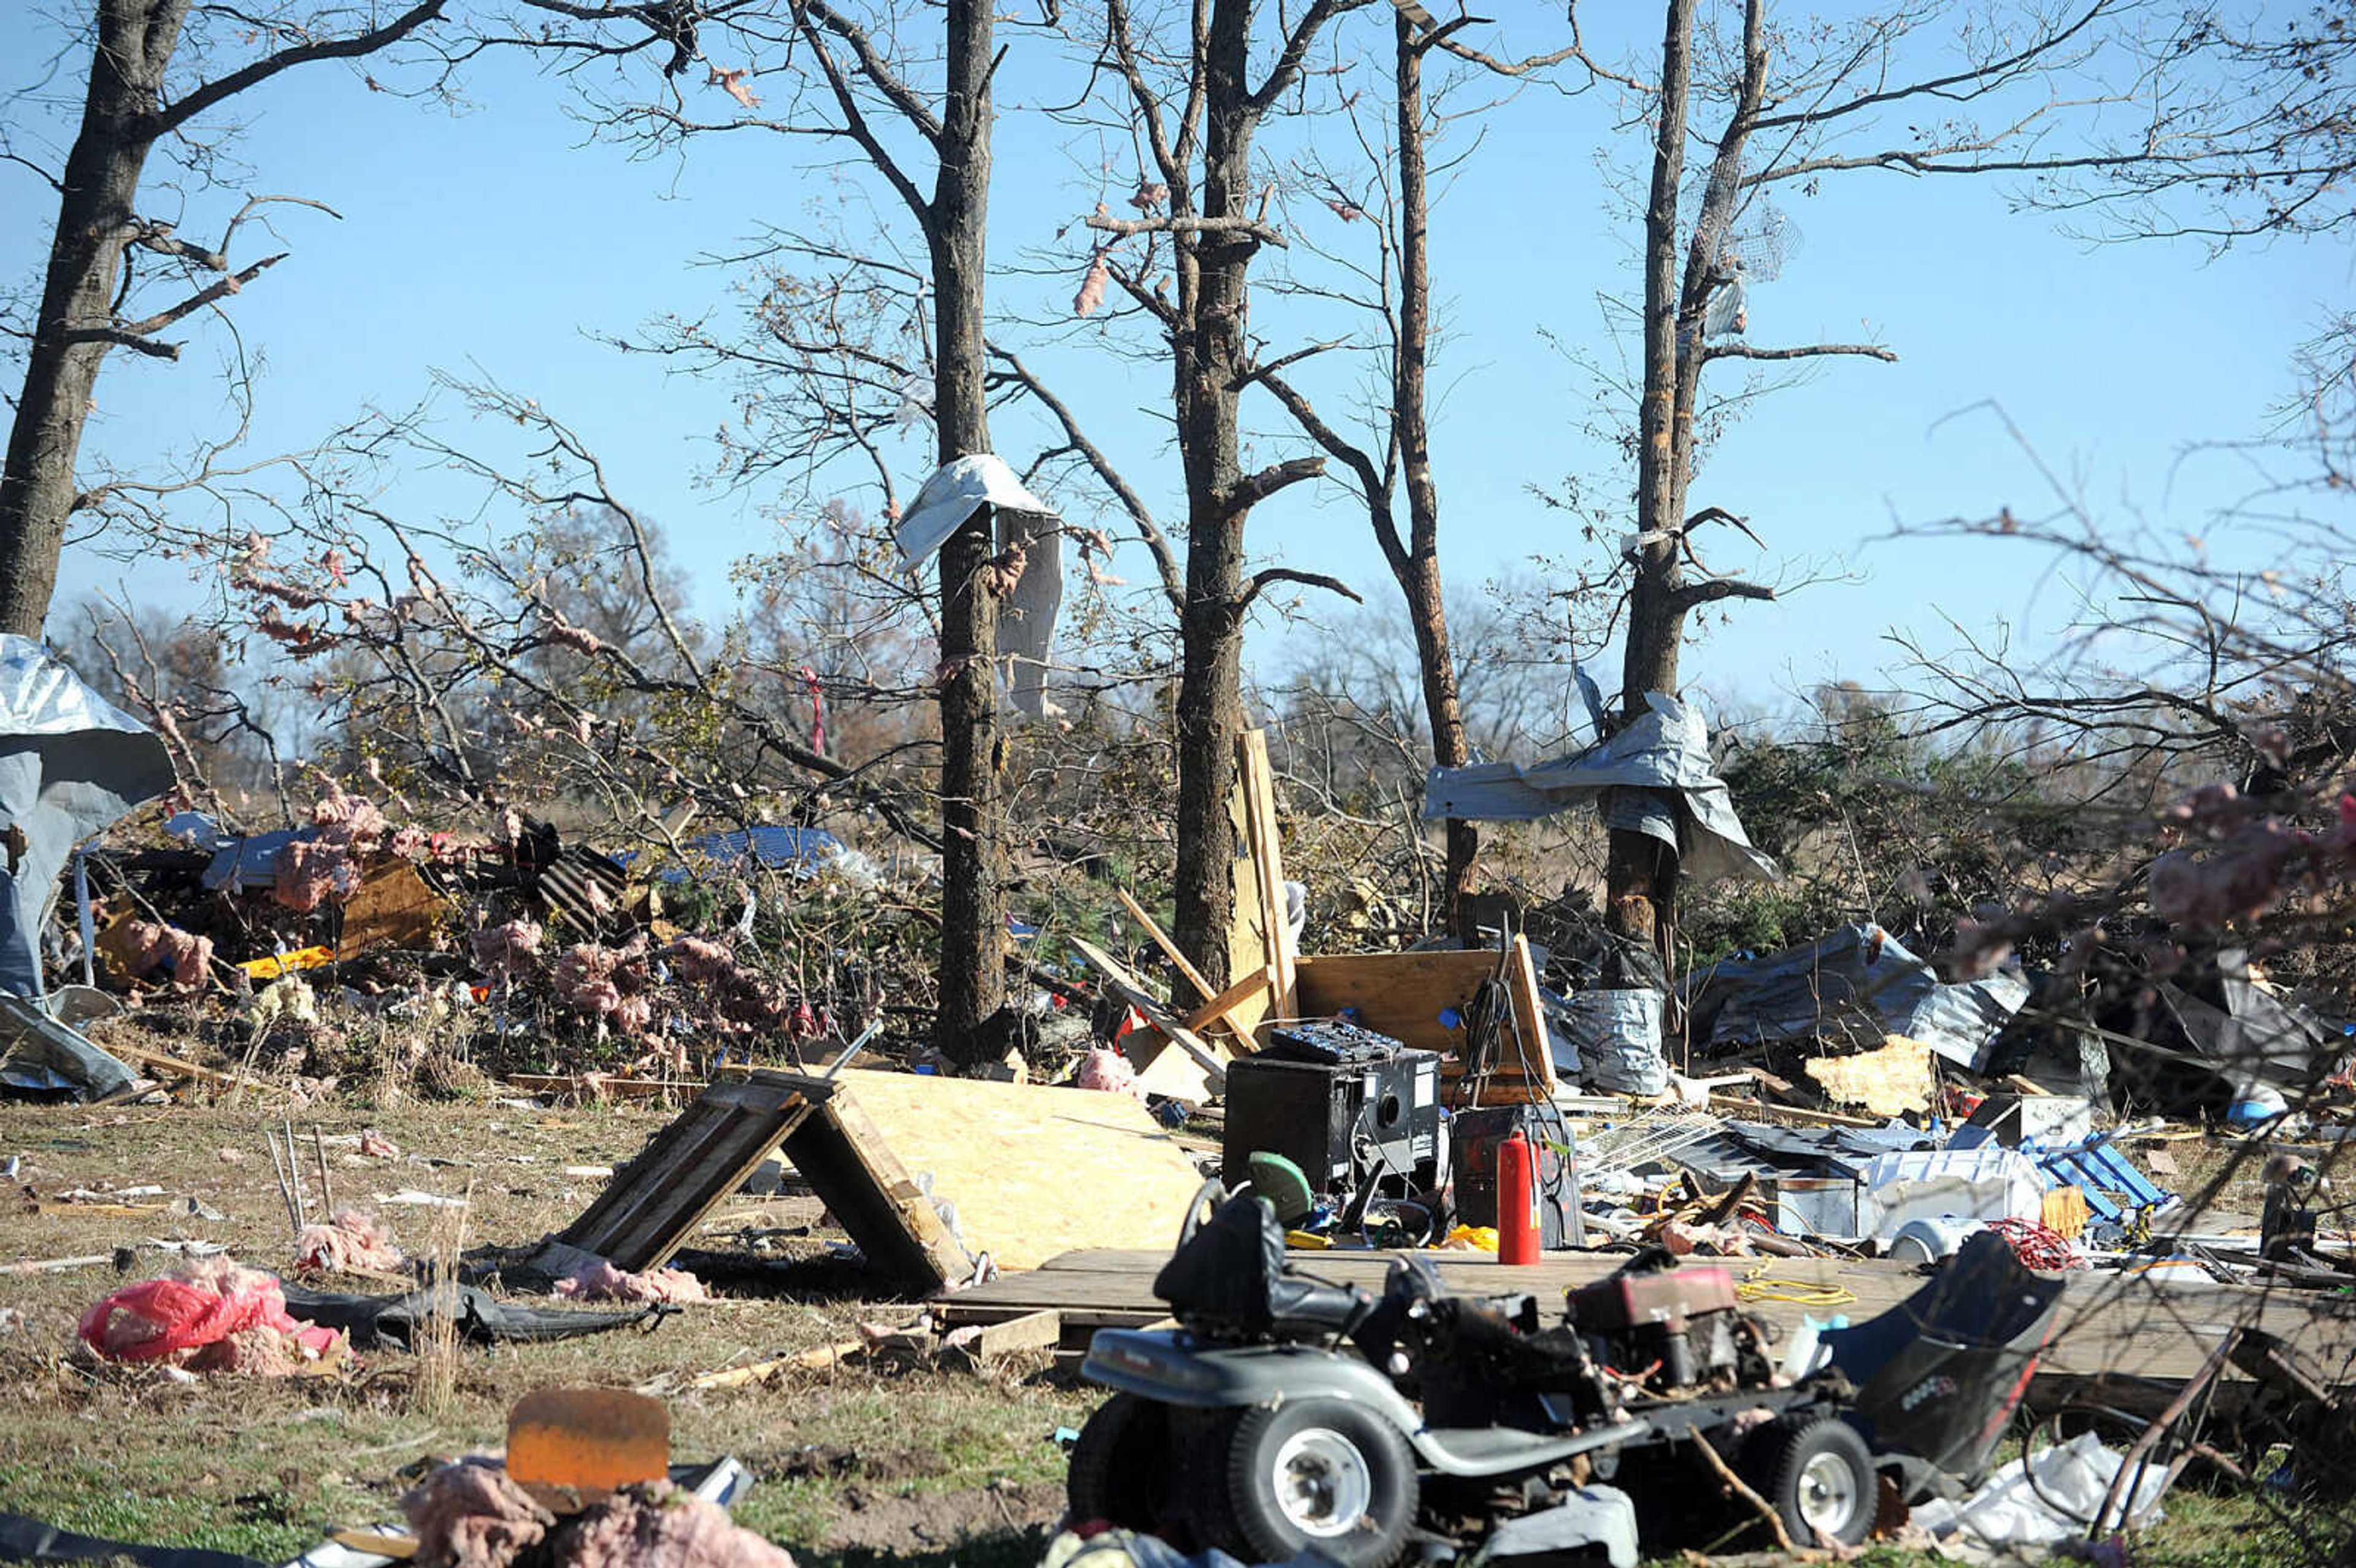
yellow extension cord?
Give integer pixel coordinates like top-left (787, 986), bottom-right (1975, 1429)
top-left (1734, 1264), bottom-right (1858, 1309)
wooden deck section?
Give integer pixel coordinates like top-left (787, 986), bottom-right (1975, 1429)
top-left (934, 1246), bottom-right (2356, 1406)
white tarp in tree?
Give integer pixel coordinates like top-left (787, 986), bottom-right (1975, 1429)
top-left (1422, 691), bottom-right (1776, 885)
top-left (895, 455), bottom-right (1063, 719)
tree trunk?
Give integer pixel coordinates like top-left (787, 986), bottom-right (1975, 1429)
top-left (0, 0), bottom-right (187, 639)
top-left (929, 0), bottom-right (1007, 1061)
top-left (1390, 15), bottom-right (1477, 927)
top-left (1609, 0), bottom-right (1698, 955)
top-left (1611, 0), bottom-right (1768, 961)
top-left (1168, 0), bottom-right (1258, 992)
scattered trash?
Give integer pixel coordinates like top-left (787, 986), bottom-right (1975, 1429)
top-left (1911, 1430), bottom-right (2171, 1548)
top-left (294, 1209), bottom-right (403, 1275)
top-left (77, 1256), bottom-right (344, 1375)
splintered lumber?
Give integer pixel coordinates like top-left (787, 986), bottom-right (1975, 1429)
top-left (556, 1073), bottom-right (814, 1270)
top-left (1117, 888), bottom-right (1220, 1008)
top-left (818, 1069), bottom-right (1206, 1275)
top-left (102, 1039), bottom-right (279, 1096)
top-left (1293, 940), bottom-right (1557, 1107)
top-left (961, 1307), bottom-right (1062, 1356)
top-left (1071, 935), bottom-right (1232, 1095)
top-left (683, 1335), bottom-right (875, 1389)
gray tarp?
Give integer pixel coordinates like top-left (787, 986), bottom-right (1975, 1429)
top-left (895, 455), bottom-right (1064, 719)
top-left (0, 637), bottom-right (173, 996)
top-left (1684, 921), bottom-right (2029, 1069)
top-left (1422, 692), bottom-right (1776, 885)
top-left (2158, 948), bottom-right (2348, 1092)
top-left (0, 639), bottom-right (172, 1100)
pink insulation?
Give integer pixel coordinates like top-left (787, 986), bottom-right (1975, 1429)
top-left (552, 1258), bottom-right (709, 1305)
top-left (78, 1255), bottom-right (341, 1374)
top-left (1076, 1045), bottom-right (1140, 1097)
top-left (294, 1209), bottom-right (403, 1275)
top-left (115, 918), bottom-right (215, 992)
top-left (470, 918), bottom-right (545, 980)
top-left (401, 1458), bottom-right (553, 1568)
top-left (555, 1483), bottom-right (795, 1568)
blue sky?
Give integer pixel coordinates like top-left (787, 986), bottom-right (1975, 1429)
top-left (4, 1), bottom-right (2346, 745)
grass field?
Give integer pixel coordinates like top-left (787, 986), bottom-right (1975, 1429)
top-left (0, 1096), bottom-right (2333, 1567)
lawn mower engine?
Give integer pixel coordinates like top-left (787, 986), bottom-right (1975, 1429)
top-left (1566, 1262), bottom-right (1773, 1395)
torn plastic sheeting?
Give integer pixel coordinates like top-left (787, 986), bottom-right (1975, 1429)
top-left (2157, 948), bottom-right (2347, 1092)
top-left (893, 455), bottom-right (1063, 720)
top-left (277, 1280), bottom-right (658, 1347)
top-left (1684, 921), bottom-right (2028, 1069)
top-left (0, 1512), bottom-right (265, 1568)
top-left (1422, 692), bottom-right (1776, 886)
top-left (201, 828), bottom-right (307, 893)
top-left (1909, 1429), bottom-right (2168, 1547)
top-left (0, 636), bottom-right (175, 999)
top-left (1565, 988), bottom-right (1666, 1097)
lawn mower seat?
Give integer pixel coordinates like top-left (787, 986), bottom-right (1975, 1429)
top-left (1153, 1192), bottom-right (1374, 1340)
top-left (1822, 1229), bottom-right (2067, 1496)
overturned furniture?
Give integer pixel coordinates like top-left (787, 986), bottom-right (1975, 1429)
top-left (546, 1067), bottom-right (1206, 1293)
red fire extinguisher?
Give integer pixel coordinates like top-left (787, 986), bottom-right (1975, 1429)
top-left (1497, 1130), bottom-right (1540, 1264)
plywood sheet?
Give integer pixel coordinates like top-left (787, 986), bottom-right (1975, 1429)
top-left (833, 1068), bottom-right (1205, 1271)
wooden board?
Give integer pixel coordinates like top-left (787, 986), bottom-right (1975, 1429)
top-left (1237, 730), bottom-right (1296, 1018)
top-left (828, 1069), bottom-right (1207, 1273)
top-left (338, 859), bottom-right (442, 954)
top-left (557, 1072), bottom-right (812, 1271)
top-left (777, 1076), bottom-right (970, 1291)
top-left (1294, 942), bottom-right (1557, 1106)
top-left (931, 1246), bottom-right (2356, 1403)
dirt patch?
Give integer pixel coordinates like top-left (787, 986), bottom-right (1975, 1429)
top-left (820, 1480), bottom-right (1064, 1553)
top-left (750, 1444), bottom-right (944, 1485)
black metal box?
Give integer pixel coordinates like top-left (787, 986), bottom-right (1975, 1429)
top-left (1453, 1105), bottom-right (1585, 1248)
top-left (1222, 1051), bottom-right (1441, 1191)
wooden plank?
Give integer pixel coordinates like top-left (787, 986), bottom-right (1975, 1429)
top-left (1182, 964), bottom-right (1274, 1038)
top-left (780, 1082), bottom-right (970, 1292)
top-left (928, 1245), bottom-right (2356, 1394)
top-left (1500, 935), bottom-right (1560, 1102)
top-left (827, 1069), bottom-right (1209, 1272)
top-left (951, 1308), bottom-right (1064, 1360)
top-left (509, 1074), bottom-right (707, 1099)
top-left (103, 1039), bottom-right (280, 1096)
top-left (1071, 935), bottom-right (1231, 1092)
top-left (557, 1075), bottom-right (812, 1271)
top-left (1238, 730), bottom-right (1296, 1017)
top-left (1116, 889), bottom-right (1220, 1009)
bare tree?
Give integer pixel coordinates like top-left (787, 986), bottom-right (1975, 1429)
top-left (0, 0), bottom-right (450, 638)
top-left (1074, 0), bottom-right (1372, 986)
top-left (1579, 0), bottom-right (2288, 961)
top-left (1258, 8), bottom-right (1582, 926)
top-left (483, 0), bottom-right (1018, 1059)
